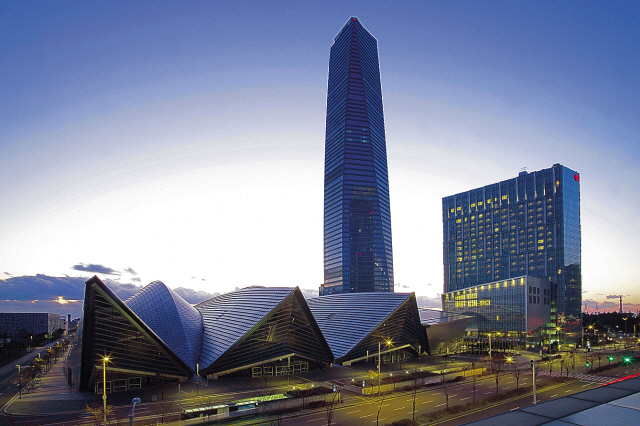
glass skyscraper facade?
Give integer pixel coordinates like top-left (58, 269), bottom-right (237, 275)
top-left (321, 17), bottom-right (393, 296)
top-left (442, 164), bottom-right (581, 340)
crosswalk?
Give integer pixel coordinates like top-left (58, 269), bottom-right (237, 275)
top-left (533, 370), bottom-right (616, 384)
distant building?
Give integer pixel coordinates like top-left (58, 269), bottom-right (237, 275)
top-left (419, 309), bottom-right (471, 356)
top-left (442, 276), bottom-right (551, 346)
top-left (0, 313), bottom-right (64, 339)
top-left (442, 164), bottom-right (581, 344)
top-left (321, 17), bottom-right (394, 295)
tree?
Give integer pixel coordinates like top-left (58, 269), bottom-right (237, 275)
top-left (494, 362), bottom-right (504, 395)
top-left (512, 367), bottom-right (522, 390)
top-left (325, 391), bottom-right (340, 425)
top-left (376, 396), bottom-right (386, 426)
top-left (85, 402), bottom-right (113, 426)
top-left (152, 400), bottom-right (174, 424)
top-left (411, 386), bottom-right (418, 421)
top-left (442, 369), bottom-right (449, 408)
top-left (263, 401), bottom-right (285, 426)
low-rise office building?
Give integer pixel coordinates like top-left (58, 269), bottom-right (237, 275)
top-left (442, 275), bottom-right (551, 348)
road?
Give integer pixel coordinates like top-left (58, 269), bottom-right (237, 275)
top-left (0, 346), bottom-right (55, 415)
top-left (3, 352), bottom-right (639, 425)
top-left (272, 361), bottom-right (640, 426)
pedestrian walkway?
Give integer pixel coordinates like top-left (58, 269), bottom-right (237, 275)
top-left (4, 345), bottom-right (97, 417)
top-left (534, 369), bottom-right (616, 384)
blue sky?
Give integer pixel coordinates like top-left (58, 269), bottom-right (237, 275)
top-left (1, 1), bottom-right (639, 312)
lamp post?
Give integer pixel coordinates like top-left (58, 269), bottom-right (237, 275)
top-left (102, 356), bottom-right (109, 426)
top-left (530, 360), bottom-right (537, 405)
top-left (377, 339), bottom-right (393, 397)
top-left (378, 342), bottom-right (381, 397)
top-left (488, 333), bottom-right (492, 374)
top-left (16, 365), bottom-right (21, 399)
top-left (129, 397), bottom-right (141, 426)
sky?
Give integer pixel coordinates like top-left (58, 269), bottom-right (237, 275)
top-left (1, 1), bottom-right (639, 315)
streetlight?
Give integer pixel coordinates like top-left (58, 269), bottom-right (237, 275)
top-left (16, 365), bottom-right (21, 399)
top-left (378, 339), bottom-right (393, 397)
top-left (129, 397), bottom-right (141, 426)
top-left (102, 356), bottom-right (110, 426)
top-left (529, 360), bottom-right (537, 405)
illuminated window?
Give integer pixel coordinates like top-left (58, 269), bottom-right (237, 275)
top-left (501, 195), bottom-right (508, 200)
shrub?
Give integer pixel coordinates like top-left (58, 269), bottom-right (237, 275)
top-left (287, 386), bottom-right (333, 398)
top-left (384, 419), bottom-right (418, 426)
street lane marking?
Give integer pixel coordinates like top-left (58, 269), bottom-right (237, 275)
top-left (382, 404), bottom-right (390, 407)
top-left (345, 410), bottom-right (361, 414)
top-left (373, 419), bottom-right (386, 423)
top-left (449, 394), bottom-right (457, 397)
top-left (394, 407), bottom-right (405, 411)
top-left (566, 390), bottom-right (572, 392)
top-left (582, 384), bottom-right (590, 387)
top-left (550, 394), bottom-right (558, 397)
top-left (460, 397), bottom-right (469, 401)
top-left (307, 418), bottom-right (323, 422)
top-left (421, 400), bottom-right (433, 404)
top-left (360, 414), bottom-right (374, 418)
top-left (510, 406), bottom-right (520, 411)
top-left (484, 391), bottom-right (492, 394)
top-left (435, 403), bottom-right (445, 407)
top-left (504, 387), bottom-right (511, 390)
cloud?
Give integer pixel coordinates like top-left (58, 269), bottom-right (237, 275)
top-left (416, 295), bottom-right (442, 309)
top-left (132, 277), bottom-right (141, 282)
top-left (124, 267), bottom-right (137, 275)
top-left (173, 287), bottom-right (220, 304)
top-left (300, 288), bottom-right (319, 300)
top-left (72, 263), bottom-right (118, 275)
top-left (606, 295), bottom-right (623, 299)
top-left (0, 274), bottom-right (142, 303)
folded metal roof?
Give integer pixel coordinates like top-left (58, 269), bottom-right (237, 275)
top-left (419, 308), bottom-right (471, 325)
top-left (78, 277), bottom-right (193, 390)
top-left (307, 292), bottom-right (424, 362)
top-left (125, 281), bottom-right (203, 372)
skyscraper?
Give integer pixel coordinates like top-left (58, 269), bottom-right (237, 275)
top-left (320, 17), bottom-right (393, 296)
top-left (442, 164), bottom-right (581, 340)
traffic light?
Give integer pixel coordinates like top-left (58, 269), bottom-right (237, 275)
top-left (586, 361), bottom-right (590, 367)
top-left (608, 356), bottom-right (614, 362)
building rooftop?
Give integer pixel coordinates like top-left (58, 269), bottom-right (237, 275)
top-left (463, 374), bottom-right (640, 425)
